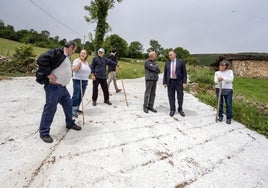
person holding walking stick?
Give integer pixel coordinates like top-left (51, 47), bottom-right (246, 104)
top-left (71, 49), bottom-right (91, 117)
top-left (214, 61), bottom-right (234, 124)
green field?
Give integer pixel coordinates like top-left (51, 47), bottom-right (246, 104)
top-left (192, 54), bottom-right (221, 66)
top-left (234, 77), bottom-right (268, 104)
top-left (0, 38), bottom-right (48, 58)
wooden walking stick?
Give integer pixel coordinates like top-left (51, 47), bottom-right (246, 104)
top-left (216, 81), bottom-right (222, 123)
top-left (118, 67), bottom-right (128, 106)
top-left (80, 79), bottom-right (85, 125)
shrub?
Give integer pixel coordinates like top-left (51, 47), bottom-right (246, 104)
top-left (0, 45), bottom-right (36, 73)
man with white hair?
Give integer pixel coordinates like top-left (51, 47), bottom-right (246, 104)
top-left (143, 51), bottom-right (160, 113)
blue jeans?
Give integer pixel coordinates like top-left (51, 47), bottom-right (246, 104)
top-left (39, 84), bottom-right (74, 136)
top-left (71, 79), bottom-right (88, 107)
top-left (216, 89), bottom-right (233, 119)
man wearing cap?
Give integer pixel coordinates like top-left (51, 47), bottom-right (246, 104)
top-left (90, 48), bottom-right (117, 106)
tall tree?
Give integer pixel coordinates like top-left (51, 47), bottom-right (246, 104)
top-left (174, 47), bottom-right (190, 59)
top-left (128, 41), bottom-right (144, 59)
top-left (147, 39), bottom-right (164, 55)
top-left (103, 34), bottom-right (128, 58)
top-left (84, 0), bottom-right (123, 53)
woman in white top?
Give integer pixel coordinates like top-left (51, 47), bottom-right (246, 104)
top-left (214, 61), bottom-right (234, 124)
top-left (71, 49), bottom-right (91, 115)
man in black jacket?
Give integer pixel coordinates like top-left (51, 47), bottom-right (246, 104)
top-left (90, 48), bottom-right (117, 106)
top-left (163, 50), bottom-right (187, 117)
top-left (36, 41), bottom-right (81, 143)
top-left (107, 48), bottom-right (122, 93)
top-left (143, 51), bottom-right (160, 113)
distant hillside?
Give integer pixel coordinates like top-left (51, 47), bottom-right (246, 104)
top-left (0, 38), bottom-right (48, 57)
top-left (192, 52), bottom-right (268, 66)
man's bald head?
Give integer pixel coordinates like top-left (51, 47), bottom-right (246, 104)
top-left (149, 51), bottom-right (157, 60)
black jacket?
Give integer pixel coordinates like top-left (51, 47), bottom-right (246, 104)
top-left (107, 54), bottom-right (118, 73)
top-left (90, 56), bottom-right (117, 79)
top-left (35, 48), bottom-right (66, 84)
top-left (145, 59), bottom-right (160, 81)
top-left (163, 58), bottom-right (187, 85)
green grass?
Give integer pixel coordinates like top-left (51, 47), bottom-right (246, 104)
top-left (118, 60), bottom-right (165, 79)
top-left (196, 92), bottom-right (268, 137)
top-left (0, 38), bottom-right (48, 57)
top-left (234, 77), bottom-right (268, 104)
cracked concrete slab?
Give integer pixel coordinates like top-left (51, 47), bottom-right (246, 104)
top-left (0, 75), bottom-right (267, 188)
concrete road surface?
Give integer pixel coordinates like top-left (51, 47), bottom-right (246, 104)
top-left (0, 76), bottom-right (267, 188)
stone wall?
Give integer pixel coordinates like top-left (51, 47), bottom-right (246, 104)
top-left (230, 60), bottom-right (268, 79)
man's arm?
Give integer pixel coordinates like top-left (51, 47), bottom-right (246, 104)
top-left (181, 60), bottom-right (187, 84)
top-left (181, 60), bottom-right (187, 88)
top-left (106, 57), bottom-right (117, 66)
top-left (163, 62), bottom-right (168, 87)
top-left (145, 60), bottom-right (160, 73)
top-left (37, 49), bottom-right (54, 76)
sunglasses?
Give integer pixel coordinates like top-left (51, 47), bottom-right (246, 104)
top-left (220, 64), bottom-right (226, 66)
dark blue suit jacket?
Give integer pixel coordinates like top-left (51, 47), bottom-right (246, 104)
top-left (163, 58), bottom-right (187, 86)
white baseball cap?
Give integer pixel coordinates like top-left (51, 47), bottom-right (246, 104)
top-left (98, 48), bottom-right (105, 53)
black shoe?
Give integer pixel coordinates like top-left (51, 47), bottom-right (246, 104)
top-left (179, 111), bottom-right (185, 117)
top-left (40, 134), bottom-right (53, 143)
top-left (143, 105), bottom-right (148, 113)
top-left (104, 100), bottom-right (112, 105)
top-left (169, 111), bottom-right (175, 117)
top-left (148, 107), bottom-right (157, 113)
top-left (116, 89), bottom-right (122, 93)
top-left (226, 119), bottom-right (231, 124)
top-left (93, 101), bottom-right (97, 106)
top-left (218, 116), bottom-right (223, 122)
top-left (66, 123), bottom-right (81, 131)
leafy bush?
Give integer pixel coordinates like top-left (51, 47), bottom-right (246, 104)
top-left (0, 45), bottom-right (36, 73)
top-left (189, 66), bottom-right (214, 85)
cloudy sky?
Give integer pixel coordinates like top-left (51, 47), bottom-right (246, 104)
top-left (0, 0), bottom-right (267, 54)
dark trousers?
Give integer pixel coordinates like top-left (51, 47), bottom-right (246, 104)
top-left (39, 84), bottom-right (74, 136)
top-left (216, 89), bottom-right (233, 119)
top-left (92, 78), bottom-right (109, 102)
top-left (167, 79), bottom-right (184, 112)
top-left (144, 80), bottom-right (157, 108)
top-left (71, 79), bottom-right (88, 107)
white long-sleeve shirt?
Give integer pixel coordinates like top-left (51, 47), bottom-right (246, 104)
top-left (214, 69), bottom-right (234, 89)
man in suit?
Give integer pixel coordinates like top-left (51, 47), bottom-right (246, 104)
top-left (163, 50), bottom-right (187, 117)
